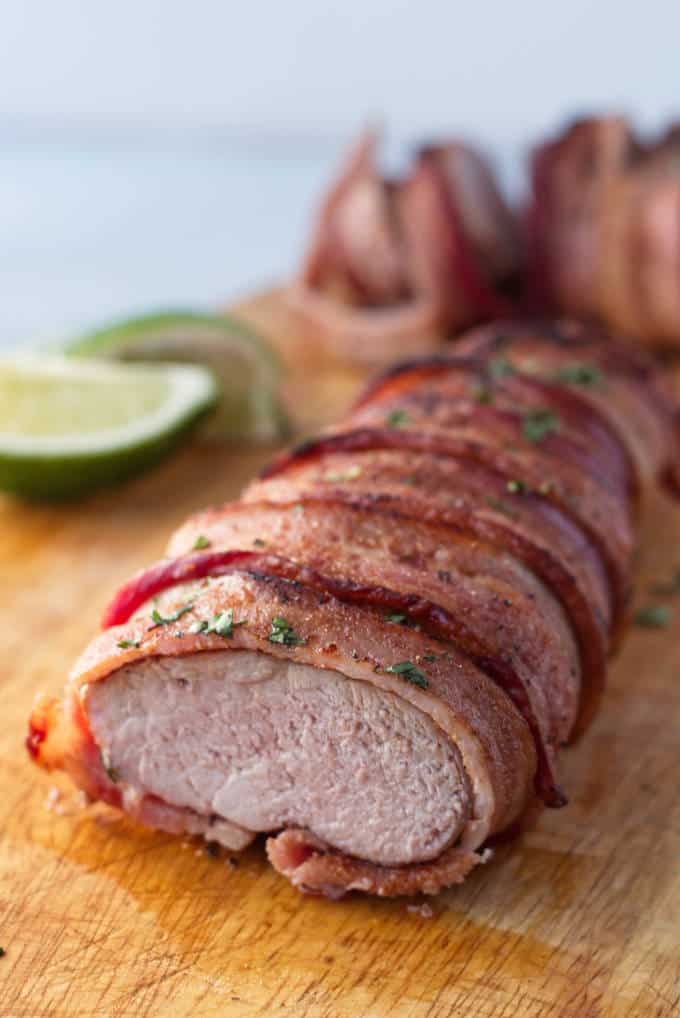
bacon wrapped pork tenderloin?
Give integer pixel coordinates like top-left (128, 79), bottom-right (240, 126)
top-left (28, 320), bottom-right (680, 898)
top-left (526, 117), bottom-right (680, 350)
top-left (287, 130), bottom-right (520, 365)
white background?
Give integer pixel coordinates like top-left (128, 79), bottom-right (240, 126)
top-left (1, 0), bottom-right (678, 346)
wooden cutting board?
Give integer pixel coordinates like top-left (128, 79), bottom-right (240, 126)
top-left (1, 292), bottom-right (679, 1018)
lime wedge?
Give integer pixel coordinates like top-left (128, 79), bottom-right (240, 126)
top-left (0, 356), bottom-right (218, 499)
top-left (67, 311), bottom-right (289, 443)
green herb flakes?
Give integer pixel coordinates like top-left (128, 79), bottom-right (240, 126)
top-left (385, 409), bottom-right (410, 428)
top-left (385, 661), bottom-right (428, 689)
top-left (116, 639), bottom-right (140, 650)
top-left (323, 464), bottom-right (362, 483)
top-left (385, 613), bottom-right (408, 625)
top-left (506, 479), bottom-right (528, 495)
top-left (472, 384), bottom-right (492, 404)
top-left (149, 604), bottom-right (193, 629)
top-left (554, 363), bottom-right (604, 388)
top-left (189, 609), bottom-right (243, 639)
top-left (100, 749), bottom-right (120, 784)
top-left (192, 535), bottom-right (211, 550)
top-left (634, 605), bottom-right (672, 629)
top-left (522, 409), bottom-right (560, 443)
top-left (268, 616), bottom-right (306, 646)
top-left (489, 358), bottom-right (515, 379)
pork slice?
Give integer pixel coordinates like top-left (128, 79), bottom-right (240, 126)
top-left (85, 650), bottom-right (470, 867)
top-left (32, 570), bottom-right (536, 886)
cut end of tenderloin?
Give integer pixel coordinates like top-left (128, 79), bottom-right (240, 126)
top-left (84, 650), bottom-right (473, 868)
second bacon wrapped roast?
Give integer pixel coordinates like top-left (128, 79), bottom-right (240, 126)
top-left (27, 319), bottom-right (680, 898)
top-left (287, 130), bottom-right (520, 365)
top-left (526, 116), bottom-right (680, 350)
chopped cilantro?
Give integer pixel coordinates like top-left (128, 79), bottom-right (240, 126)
top-left (523, 409), bottom-right (560, 443)
top-left (634, 605), bottom-right (671, 628)
top-left (324, 464), bottom-right (362, 483)
top-left (506, 479), bottom-right (528, 495)
top-left (385, 613), bottom-right (408, 625)
top-left (192, 535), bottom-right (211, 550)
top-left (100, 749), bottom-right (119, 784)
top-left (189, 609), bottom-right (243, 638)
top-left (149, 604), bottom-right (193, 629)
top-left (489, 358), bottom-right (515, 378)
top-left (385, 661), bottom-right (428, 689)
top-left (253, 538), bottom-right (267, 548)
top-left (116, 639), bottom-right (140, 650)
top-left (553, 363), bottom-right (604, 388)
top-left (472, 384), bottom-right (492, 404)
top-left (385, 409), bottom-right (410, 428)
top-left (268, 616), bottom-right (306, 646)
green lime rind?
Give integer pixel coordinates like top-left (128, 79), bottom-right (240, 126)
top-left (66, 310), bottom-right (290, 443)
top-left (0, 357), bottom-right (218, 501)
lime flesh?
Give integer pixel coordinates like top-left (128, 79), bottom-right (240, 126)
top-left (0, 356), bottom-right (218, 499)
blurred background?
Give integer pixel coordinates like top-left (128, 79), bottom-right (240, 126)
top-left (2, 0), bottom-right (678, 348)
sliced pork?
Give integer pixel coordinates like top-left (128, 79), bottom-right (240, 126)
top-left (28, 320), bottom-right (680, 898)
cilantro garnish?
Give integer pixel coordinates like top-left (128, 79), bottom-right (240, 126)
top-left (116, 639), bottom-right (140, 650)
top-left (385, 661), bottom-right (428, 689)
top-left (522, 409), bottom-right (560, 443)
top-left (149, 604), bottom-right (193, 629)
top-left (323, 465), bottom-right (362, 483)
top-left (192, 535), bottom-right (211, 550)
top-left (634, 605), bottom-right (672, 628)
top-left (554, 363), bottom-right (604, 388)
top-left (267, 616), bottom-right (306, 646)
top-left (489, 358), bottom-right (515, 378)
top-left (506, 479), bottom-right (528, 495)
top-left (189, 609), bottom-right (243, 638)
top-left (385, 409), bottom-right (410, 428)
top-left (100, 749), bottom-right (120, 783)
top-left (385, 613), bottom-right (408, 625)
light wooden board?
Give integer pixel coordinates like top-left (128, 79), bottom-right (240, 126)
top-left (1, 291), bottom-right (680, 1018)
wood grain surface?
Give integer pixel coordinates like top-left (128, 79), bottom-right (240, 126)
top-left (1, 292), bottom-right (679, 1018)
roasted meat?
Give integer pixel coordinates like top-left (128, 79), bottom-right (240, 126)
top-left (526, 116), bottom-right (680, 350)
top-left (287, 130), bottom-right (520, 364)
top-left (28, 320), bottom-right (680, 897)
